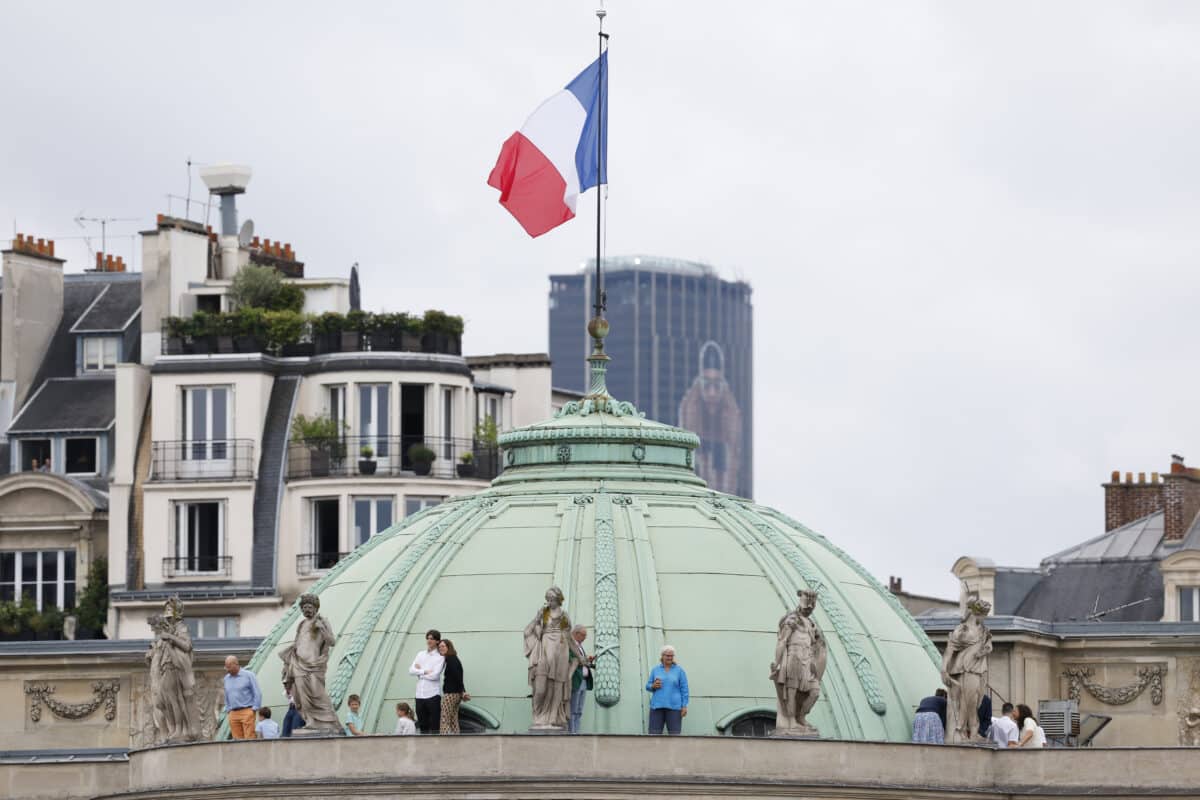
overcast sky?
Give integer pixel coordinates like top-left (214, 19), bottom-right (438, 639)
top-left (3, 2), bottom-right (1200, 599)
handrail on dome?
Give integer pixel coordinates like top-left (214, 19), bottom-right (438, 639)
top-left (459, 702), bottom-right (501, 730)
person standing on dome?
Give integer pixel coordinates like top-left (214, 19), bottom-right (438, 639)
top-left (524, 586), bottom-right (586, 730)
top-left (409, 629), bottom-right (445, 733)
top-left (438, 639), bottom-right (469, 734)
top-left (645, 645), bottom-right (689, 735)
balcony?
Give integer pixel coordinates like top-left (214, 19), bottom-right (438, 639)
top-left (296, 552), bottom-right (349, 576)
top-left (151, 440), bottom-right (256, 481)
top-left (163, 555), bottom-right (232, 578)
top-left (286, 436), bottom-right (500, 482)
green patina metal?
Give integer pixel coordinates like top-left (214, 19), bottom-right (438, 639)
top-left (593, 493), bottom-right (621, 706)
top-left (232, 323), bottom-right (941, 740)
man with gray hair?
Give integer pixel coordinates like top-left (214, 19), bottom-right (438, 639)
top-left (568, 624), bottom-right (595, 733)
top-left (222, 655), bottom-right (262, 740)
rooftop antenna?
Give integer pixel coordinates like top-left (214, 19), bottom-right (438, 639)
top-left (238, 219), bottom-right (255, 248)
top-left (74, 213), bottom-right (139, 261)
top-left (185, 157), bottom-right (193, 220)
top-left (1087, 596), bottom-right (1151, 621)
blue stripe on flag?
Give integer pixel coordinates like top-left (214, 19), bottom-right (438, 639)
top-left (566, 52), bottom-right (608, 192)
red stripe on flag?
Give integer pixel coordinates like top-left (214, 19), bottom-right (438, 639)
top-left (487, 132), bottom-right (575, 238)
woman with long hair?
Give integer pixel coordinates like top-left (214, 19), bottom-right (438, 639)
top-left (1016, 703), bottom-right (1046, 748)
top-left (438, 639), bottom-right (470, 734)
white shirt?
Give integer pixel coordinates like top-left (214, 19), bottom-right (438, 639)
top-left (394, 716), bottom-right (416, 735)
top-left (1022, 717), bottom-right (1046, 748)
top-left (989, 715), bottom-right (1019, 747)
top-left (409, 648), bottom-right (445, 699)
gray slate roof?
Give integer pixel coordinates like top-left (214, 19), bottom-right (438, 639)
top-left (8, 376), bottom-right (115, 433)
top-left (70, 278), bottom-right (141, 332)
top-left (1012, 560), bottom-right (1164, 622)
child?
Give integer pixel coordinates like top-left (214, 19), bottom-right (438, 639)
top-left (394, 702), bottom-right (416, 735)
top-left (255, 706), bottom-right (280, 739)
top-left (344, 694), bottom-right (365, 736)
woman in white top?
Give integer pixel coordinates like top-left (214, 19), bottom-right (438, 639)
top-left (1016, 704), bottom-right (1046, 748)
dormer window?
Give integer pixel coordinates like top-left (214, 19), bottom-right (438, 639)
top-left (82, 336), bottom-right (120, 372)
top-left (1180, 587), bottom-right (1200, 622)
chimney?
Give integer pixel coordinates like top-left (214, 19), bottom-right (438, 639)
top-left (1104, 467), bottom-right (1165, 531)
top-left (2, 232), bottom-right (65, 412)
top-left (1163, 455), bottom-right (1200, 541)
top-left (888, 576), bottom-right (903, 594)
top-left (198, 163), bottom-right (252, 278)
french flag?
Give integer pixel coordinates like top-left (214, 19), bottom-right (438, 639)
top-left (488, 53), bottom-right (608, 238)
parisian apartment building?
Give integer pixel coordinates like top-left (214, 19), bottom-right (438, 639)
top-left (0, 165), bottom-right (566, 641)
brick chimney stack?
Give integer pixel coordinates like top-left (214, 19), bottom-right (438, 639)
top-left (1103, 455), bottom-right (1200, 540)
top-left (1163, 455), bottom-right (1200, 541)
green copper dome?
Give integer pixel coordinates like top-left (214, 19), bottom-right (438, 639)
top-left (235, 331), bottom-right (941, 740)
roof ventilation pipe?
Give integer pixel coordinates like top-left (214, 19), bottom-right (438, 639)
top-left (198, 164), bottom-right (252, 279)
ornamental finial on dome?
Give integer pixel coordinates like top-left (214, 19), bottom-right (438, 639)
top-left (554, 315), bottom-right (644, 418)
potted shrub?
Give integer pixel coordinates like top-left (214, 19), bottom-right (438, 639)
top-left (29, 604), bottom-right (63, 641)
top-left (188, 311), bottom-right (217, 354)
top-left (234, 307), bottom-right (267, 353)
top-left (342, 310), bottom-right (368, 351)
top-left (165, 317), bottom-right (187, 355)
top-left (420, 309), bottom-right (464, 355)
top-left (312, 312), bottom-right (344, 354)
top-left (456, 451), bottom-right (476, 478)
top-left (264, 310), bottom-right (305, 355)
top-left (291, 414), bottom-right (346, 477)
top-left (215, 312), bottom-right (237, 354)
top-left (74, 557), bottom-right (109, 640)
top-left (408, 442), bottom-right (435, 476)
top-left (359, 444), bottom-right (377, 475)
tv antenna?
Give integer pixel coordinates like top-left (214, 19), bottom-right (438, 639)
top-left (1087, 595), bottom-right (1152, 621)
top-left (74, 213), bottom-right (139, 260)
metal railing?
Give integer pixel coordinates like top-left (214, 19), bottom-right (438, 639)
top-left (161, 328), bottom-right (462, 357)
top-left (163, 555), bottom-right (232, 578)
top-left (286, 435), bottom-right (500, 481)
top-left (296, 552), bottom-right (349, 575)
top-left (150, 440), bottom-right (256, 481)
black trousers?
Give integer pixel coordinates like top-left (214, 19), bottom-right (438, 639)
top-left (416, 695), bottom-right (442, 734)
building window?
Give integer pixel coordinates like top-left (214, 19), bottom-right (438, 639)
top-left (442, 387), bottom-right (453, 459)
top-left (358, 384), bottom-right (390, 459)
top-left (0, 550), bottom-right (76, 610)
top-left (1180, 587), bottom-right (1200, 622)
top-left (172, 501), bottom-right (224, 574)
top-left (82, 336), bottom-right (119, 372)
top-left (353, 496), bottom-right (394, 547)
top-left (19, 439), bottom-right (51, 472)
top-left (310, 498), bottom-right (341, 570)
top-left (726, 712), bottom-right (775, 738)
top-left (326, 384), bottom-right (347, 437)
top-left (182, 385), bottom-right (231, 462)
top-left (185, 617), bottom-right (240, 639)
top-left (65, 438), bottom-right (98, 475)
top-left (486, 397), bottom-right (500, 429)
top-left (405, 496), bottom-right (444, 517)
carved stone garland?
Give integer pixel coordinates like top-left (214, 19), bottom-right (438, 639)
top-left (592, 494), bottom-right (622, 707)
top-left (1063, 664), bottom-right (1165, 706)
top-left (26, 680), bottom-right (120, 722)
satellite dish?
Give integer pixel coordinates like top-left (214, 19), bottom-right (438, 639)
top-left (238, 219), bottom-right (255, 248)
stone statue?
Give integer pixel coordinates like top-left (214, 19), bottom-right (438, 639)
top-left (144, 596), bottom-right (200, 744)
top-left (523, 586), bottom-right (586, 730)
top-left (941, 594), bottom-right (993, 744)
top-left (278, 592), bottom-right (343, 735)
top-left (770, 589), bottom-right (827, 737)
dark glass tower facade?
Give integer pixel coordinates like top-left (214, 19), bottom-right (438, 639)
top-left (549, 256), bottom-right (753, 498)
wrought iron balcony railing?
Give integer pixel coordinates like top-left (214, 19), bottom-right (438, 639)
top-left (150, 440), bottom-right (256, 481)
top-left (286, 435), bottom-right (500, 482)
top-left (296, 552), bottom-right (349, 576)
top-left (163, 555), bottom-right (232, 578)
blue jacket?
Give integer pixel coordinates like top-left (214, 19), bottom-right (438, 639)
top-left (645, 663), bottom-right (689, 710)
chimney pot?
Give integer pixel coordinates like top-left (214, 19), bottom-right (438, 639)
top-left (1138, 472), bottom-right (1146, 484)
top-left (157, 213), bottom-right (165, 225)
top-left (1125, 472), bottom-right (1133, 483)
top-left (1173, 454), bottom-right (1185, 465)
top-left (47, 240), bottom-right (54, 257)
top-left (96, 252), bottom-right (103, 269)
top-left (15, 233), bottom-right (24, 246)
top-left (1153, 472), bottom-right (1160, 483)
top-left (1111, 470), bottom-right (1120, 482)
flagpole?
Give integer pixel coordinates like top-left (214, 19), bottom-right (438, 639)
top-left (594, 6), bottom-right (608, 322)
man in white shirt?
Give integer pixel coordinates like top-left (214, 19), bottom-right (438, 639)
top-left (408, 628), bottom-right (445, 734)
top-left (989, 702), bottom-right (1020, 748)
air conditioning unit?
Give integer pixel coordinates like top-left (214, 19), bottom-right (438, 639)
top-left (1038, 700), bottom-right (1080, 746)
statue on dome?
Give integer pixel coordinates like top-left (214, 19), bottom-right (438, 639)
top-left (770, 589), bottom-right (827, 737)
top-left (523, 586), bottom-right (586, 730)
top-left (145, 595), bottom-right (200, 744)
top-left (279, 593), bottom-right (343, 735)
top-left (941, 593), bottom-right (993, 744)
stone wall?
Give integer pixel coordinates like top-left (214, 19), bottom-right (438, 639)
top-left (3, 736), bottom-right (1200, 800)
top-left (0, 640), bottom-right (258, 751)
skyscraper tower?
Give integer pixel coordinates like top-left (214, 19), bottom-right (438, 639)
top-left (549, 255), bottom-right (753, 498)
